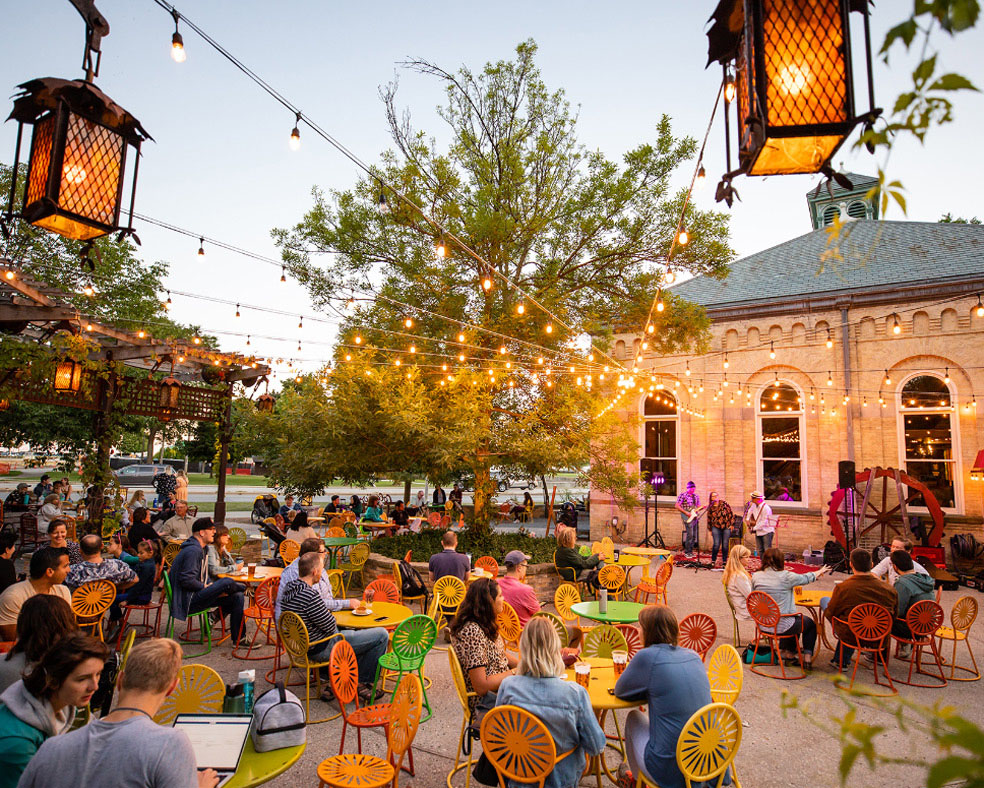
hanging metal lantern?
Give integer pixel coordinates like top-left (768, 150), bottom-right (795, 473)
top-left (256, 393), bottom-right (275, 413)
top-left (54, 359), bottom-right (83, 393)
top-left (0, 398), bottom-right (9, 412)
top-left (5, 78), bottom-right (151, 241)
top-left (159, 375), bottom-right (181, 411)
top-left (706, 0), bottom-right (880, 189)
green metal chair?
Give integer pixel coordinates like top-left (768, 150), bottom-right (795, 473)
top-left (581, 624), bottom-right (629, 660)
top-left (370, 614), bottom-right (437, 721)
top-left (163, 572), bottom-right (215, 659)
top-left (227, 527), bottom-right (248, 551)
top-left (530, 611), bottom-right (568, 650)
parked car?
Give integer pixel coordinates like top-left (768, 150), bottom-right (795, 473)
top-left (113, 463), bottom-right (176, 488)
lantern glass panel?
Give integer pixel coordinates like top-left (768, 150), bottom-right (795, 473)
top-left (24, 114), bottom-right (55, 208)
top-left (54, 360), bottom-right (82, 393)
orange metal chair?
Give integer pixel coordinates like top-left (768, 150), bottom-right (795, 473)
top-left (474, 556), bottom-right (500, 577)
top-left (316, 673), bottom-right (423, 788)
top-left (678, 613), bottom-right (717, 662)
top-left (71, 580), bottom-right (116, 642)
top-left (480, 705), bottom-right (575, 788)
top-left (935, 595), bottom-right (980, 682)
top-left (234, 576), bottom-right (279, 660)
top-left (891, 600), bottom-right (947, 688)
top-left (634, 558), bottom-right (672, 605)
top-left (364, 578), bottom-right (400, 604)
top-left (833, 603), bottom-right (897, 696)
top-left (746, 590), bottom-right (805, 680)
top-left (279, 539), bottom-right (300, 564)
top-left (329, 638), bottom-right (394, 755)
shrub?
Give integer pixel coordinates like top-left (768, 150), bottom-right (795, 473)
top-left (372, 529), bottom-right (558, 564)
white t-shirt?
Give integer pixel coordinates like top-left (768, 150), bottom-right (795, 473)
top-left (872, 554), bottom-right (930, 586)
top-left (0, 580), bottom-right (71, 628)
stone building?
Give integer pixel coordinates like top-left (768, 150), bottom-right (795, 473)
top-left (592, 176), bottom-right (984, 558)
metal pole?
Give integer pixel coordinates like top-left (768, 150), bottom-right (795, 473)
top-left (214, 386), bottom-right (233, 523)
top-left (840, 306), bottom-right (854, 462)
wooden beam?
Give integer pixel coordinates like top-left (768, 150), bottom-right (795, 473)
top-left (0, 305), bottom-right (79, 322)
top-left (1, 273), bottom-right (56, 306)
top-left (226, 366), bottom-right (270, 381)
top-left (92, 344), bottom-right (173, 362)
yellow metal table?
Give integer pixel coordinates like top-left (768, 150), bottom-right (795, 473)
top-left (225, 738), bottom-right (304, 787)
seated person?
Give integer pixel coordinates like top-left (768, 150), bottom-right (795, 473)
top-left (168, 519), bottom-right (246, 648)
top-left (390, 500), bottom-right (409, 528)
top-left (432, 485), bottom-right (447, 509)
top-left (0, 533), bottom-right (17, 596)
top-left (36, 494), bottom-right (63, 532)
top-left (0, 596), bottom-right (78, 695)
top-left (617, 606), bottom-right (723, 788)
top-left (408, 490), bottom-right (427, 516)
top-left (279, 495), bottom-right (303, 519)
top-left (206, 525), bottom-right (242, 582)
top-left (890, 550), bottom-right (936, 654)
top-left (362, 495), bottom-right (385, 522)
top-left (750, 547), bottom-right (830, 670)
top-left (0, 550), bottom-right (71, 641)
top-left (32, 475), bottom-right (52, 501)
top-left (35, 520), bottom-right (82, 566)
top-left (280, 551), bottom-right (388, 701)
top-left (554, 526), bottom-right (602, 591)
top-left (149, 493), bottom-right (176, 526)
top-left (3, 484), bottom-right (32, 512)
top-left (872, 537), bottom-right (930, 586)
top-left (496, 617), bottom-right (605, 788)
top-left (449, 484), bottom-right (464, 514)
top-left (126, 508), bottom-right (161, 554)
top-left (349, 495), bottom-right (364, 519)
top-left (722, 544), bottom-right (753, 622)
top-left (323, 494), bottom-right (343, 514)
top-left (428, 531), bottom-right (470, 582)
top-left (18, 638), bottom-right (219, 788)
top-left (0, 633), bottom-right (107, 788)
top-left (557, 502), bottom-right (578, 530)
top-left (510, 492), bottom-right (534, 521)
top-left (108, 540), bottom-right (157, 625)
top-left (498, 550), bottom-right (581, 649)
top-left (284, 510), bottom-right (318, 543)
top-left (156, 500), bottom-right (195, 541)
top-left (450, 577), bottom-right (518, 716)
top-left (65, 535), bottom-right (138, 593)
top-left (825, 548), bottom-right (898, 667)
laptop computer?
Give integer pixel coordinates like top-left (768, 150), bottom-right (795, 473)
top-left (172, 713), bottom-right (252, 786)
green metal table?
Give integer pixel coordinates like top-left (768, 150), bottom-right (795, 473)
top-left (323, 536), bottom-right (360, 569)
top-left (570, 600), bottom-right (646, 624)
top-left (225, 739), bottom-right (304, 787)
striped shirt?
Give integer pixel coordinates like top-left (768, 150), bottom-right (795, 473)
top-left (280, 579), bottom-right (337, 652)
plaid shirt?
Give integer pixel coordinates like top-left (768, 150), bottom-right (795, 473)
top-left (676, 490), bottom-right (700, 510)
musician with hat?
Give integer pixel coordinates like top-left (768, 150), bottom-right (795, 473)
top-left (743, 491), bottom-right (776, 555)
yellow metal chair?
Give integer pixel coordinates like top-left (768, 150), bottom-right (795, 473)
top-left (581, 624), bottom-right (628, 660)
top-left (71, 580), bottom-right (116, 642)
top-left (326, 526), bottom-right (347, 538)
top-left (707, 644), bottom-right (743, 705)
top-left (935, 595), bottom-right (980, 681)
top-left (392, 561), bottom-right (427, 613)
top-left (326, 570), bottom-right (345, 600)
top-left (480, 705), bottom-right (575, 788)
top-left (447, 647), bottom-right (479, 788)
top-left (433, 575), bottom-right (466, 620)
top-left (162, 541), bottom-right (181, 569)
top-left (598, 564), bottom-right (627, 601)
top-left (497, 602), bottom-right (522, 655)
top-left (279, 539), bottom-right (300, 564)
top-left (153, 664), bottom-right (225, 725)
top-left (339, 542), bottom-right (370, 594)
top-left (278, 611), bottom-right (342, 724)
top-left (553, 583), bottom-right (589, 634)
top-left (626, 702), bottom-right (742, 788)
top-left (316, 673), bottom-right (423, 788)
top-left (529, 611), bottom-right (567, 650)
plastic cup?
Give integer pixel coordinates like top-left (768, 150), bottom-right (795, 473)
top-left (574, 661), bottom-right (591, 688)
top-left (247, 564), bottom-right (256, 579)
top-left (612, 650), bottom-right (628, 676)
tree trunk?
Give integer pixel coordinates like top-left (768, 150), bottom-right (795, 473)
top-left (471, 463), bottom-right (493, 533)
top-left (214, 387), bottom-right (233, 523)
top-left (403, 478), bottom-right (412, 505)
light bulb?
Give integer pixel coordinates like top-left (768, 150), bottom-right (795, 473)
top-left (137, 330), bottom-right (146, 339)
top-left (354, 335), bottom-right (362, 345)
top-left (404, 317), bottom-right (413, 329)
top-left (724, 76), bottom-right (736, 103)
top-left (198, 237), bottom-right (205, 256)
top-left (826, 330), bottom-right (833, 349)
top-left (696, 165), bottom-right (706, 189)
top-left (499, 346), bottom-right (507, 355)
top-left (170, 32), bottom-right (186, 62)
top-left (193, 336), bottom-right (201, 345)
top-left (769, 342), bottom-right (776, 359)
top-left (280, 267), bottom-right (287, 283)
top-left (545, 323), bottom-right (553, 334)
top-left (235, 304), bottom-right (241, 318)
top-left (677, 229), bottom-right (689, 246)
top-left (517, 303), bottom-right (525, 315)
top-left (377, 190), bottom-right (390, 214)
top-left (537, 357), bottom-right (544, 365)
top-left (665, 269), bottom-right (676, 284)
top-left (246, 335), bottom-right (251, 346)
top-left (288, 113), bottom-right (301, 151)
top-left (647, 323), bottom-right (655, 334)
top-left (458, 333), bottom-right (465, 343)
top-left (976, 294), bottom-right (984, 317)
top-left (3, 270), bottom-right (13, 281)
top-left (944, 368), bottom-right (950, 384)
top-left (892, 315), bottom-right (901, 335)
top-left (409, 345), bottom-right (416, 354)
top-left (723, 354), bottom-right (729, 369)
top-left (482, 276), bottom-right (493, 291)
top-left (436, 238), bottom-right (447, 258)
top-left (656, 295), bottom-right (665, 313)
top-left (827, 371), bottom-right (833, 386)
top-left (884, 370), bottom-right (891, 385)
top-left (458, 354), bottom-right (465, 362)
top-left (83, 282), bottom-right (94, 297)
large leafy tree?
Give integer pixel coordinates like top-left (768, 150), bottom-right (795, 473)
top-left (266, 41), bottom-right (733, 526)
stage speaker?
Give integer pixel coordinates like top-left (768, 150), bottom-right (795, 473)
top-left (838, 460), bottom-right (856, 489)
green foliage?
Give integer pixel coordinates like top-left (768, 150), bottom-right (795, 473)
top-left (782, 685), bottom-right (984, 788)
top-left (939, 212), bottom-right (982, 224)
top-left (372, 529), bottom-right (558, 565)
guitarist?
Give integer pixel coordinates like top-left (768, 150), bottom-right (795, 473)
top-left (675, 481), bottom-right (704, 557)
top-left (743, 491), bottom-right (776, 555)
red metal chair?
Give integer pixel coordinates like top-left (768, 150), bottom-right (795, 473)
top-left (678, 613), bottom-right (717, 661)
top-left (364, 578), bottom-right (400, 604)
top-left (19, 513), bottom-right (48, 551)
top-left (745, 591), bottom-right (805, 680)
top-left (891, 600), bottom-right (947, 688)
top-left (234, 577), bottom-right (280, 660)
top-left (615, 624), bottom-right (643, 659)
top-left (833, 603), bottom-right (897, 697)
top-left (115, 588), bottom-right (165, 649)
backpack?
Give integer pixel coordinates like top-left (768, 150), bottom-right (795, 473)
top-left (823, 540), bottom-right (848, 573)
top-left (400, 560), bottom-right (427, 601)
top-left (251, 683), bottom-right (306, 752)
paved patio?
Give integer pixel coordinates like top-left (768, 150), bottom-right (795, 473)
top-left (189, 560), bottom-right (984, 788)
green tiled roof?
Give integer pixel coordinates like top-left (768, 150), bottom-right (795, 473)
top-left (670, 220), bottom-right (984, 308)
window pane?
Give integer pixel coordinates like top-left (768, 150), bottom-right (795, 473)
top-left (643, 392), bottom-right (677, 416)
top-left (640, 459), bottom-right (677, 498)
top-left (903, 414), bottom-right (952, 461)
top-left (644, 420), bottom-right (676, 459)
top-left (904, 462), bottom-right (955, 508)
top-left (761, 417), bottom-right (800, 459)
top-left (763, 460), bottom-right (801, 501)
top-left (759, 383), bottom-right (801, 412)
top-left (901, 375), bottom-right (950, 408)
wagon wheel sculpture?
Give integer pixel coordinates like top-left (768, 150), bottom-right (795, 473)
top-left (827, 466), bottom-right (945, 550)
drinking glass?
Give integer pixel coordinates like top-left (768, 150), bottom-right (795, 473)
top-left (612, 650), bottom-right (628, 676)
top-left (574, 661), bottom-right (591, 688)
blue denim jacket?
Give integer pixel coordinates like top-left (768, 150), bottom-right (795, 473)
top-left (496, 674), bottom-right (605, 788)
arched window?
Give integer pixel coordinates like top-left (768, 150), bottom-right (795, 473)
top-left (898, 374), bottom-right (957, 509)
top-left (756, 382), bottom-right (804, 503)
top-left (847, 200), bottom-right (868, 219)
top-left (822, 204), bottom-right (840, 226)
top-left (640, 390), bottom-right (678, 498)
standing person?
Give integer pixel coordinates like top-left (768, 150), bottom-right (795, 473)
top-left (157, 501), bottom-right (195, 542)
top-left (705, 491), bottom-right (734, 568)
top-left (0, 596), bottom-right (78, 695)
top-left (18, 638), bottom-right (220, 788)
top-left (168, 519), bottom-right (246, 648)
top-left (616, 606), bottom-right (719, 788)
top-left (890, 550), bottom-right (936, 655)
top-left (743, 491), bottom-right (775, 555)
top-left (432, 484), bottom-right (447, 509)
top-left (428, 531), bottom-right (471, 582)
top-left (0, 633), bottom-right (107, 788)
top-left (153, 468), bottom-right (177, 509)
top-left (824, 548), bottom-right (898, 667)
top-left (0, 550), bottom-right (71, 641)
top-left (674, 481), bottom-right (702, 557)
top-left (495, 617), bottom-right (605, 788)
top-left (174, 470), bottom-right (189, 503)
top-left (64, 535), bottom-right (137, 593)
top-left (0, 533), bottom-right (16, 595)
top-left (31, 475), bottom-right (52, 501)
top-left (722, 544), bottom-right (753, 623)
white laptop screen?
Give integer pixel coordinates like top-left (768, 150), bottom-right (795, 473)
top-left (172, 714), bottom-right (252, 772)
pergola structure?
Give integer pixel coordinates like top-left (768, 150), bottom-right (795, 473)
top-left (0, 259), bottom-right (270, 523)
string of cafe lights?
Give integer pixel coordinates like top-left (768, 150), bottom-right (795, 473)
top-left (150, 0), bottom-right (626, 374)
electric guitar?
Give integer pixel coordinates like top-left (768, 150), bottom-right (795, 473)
top-left (685, 505), bottom-right (708, 524)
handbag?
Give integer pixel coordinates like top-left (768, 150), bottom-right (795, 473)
top-left (250, 683), bottom-right (306, 752)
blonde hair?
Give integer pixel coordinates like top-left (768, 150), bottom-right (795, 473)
top-left (516, 617), bottom-right (565, 678)
top-left (127, 490), bottom-right (145, 508)
top-left (721, 544), bottom-right (751, 588)
top-left (556, 526), bottom-right (576, 549)
top-left (119, 638), bottom-right (182, 694)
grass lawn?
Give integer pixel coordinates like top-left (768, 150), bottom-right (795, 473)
top-left (43, 471), bottom-right (269, 487)
top-left (190, 501), bottom-right (255, 512)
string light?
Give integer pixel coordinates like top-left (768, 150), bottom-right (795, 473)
top-left (246, 335), bottom-right (250, 346)
top-left (944, 367), bottom-right (950, 384)
top-left (517, 302), bottom-right (525, 315)
top-left (685, 361), bottom-right (691, 376)
top-left (647, 323), bottom-right (655, 334)
top-left (545, 323), bottom-right (553, 334)
top-left (973, 293), bottom-right (984, 317)
top-left (170, 10), bottom-right (186, 62)
top-left (404, 317), bottom-right (413, 329)
top-left (354, 335), bottom-right (362, 345)
top-left (198, 237), bottom-right (205, 256)
top-left (82, 282), bottom-right (95, 297)
top-left (3, 270), bottom-right (13, 281)
top-left (482, 274), bottom-right (493, 291)
top-left (892, 314), bottom-right (901, 335)
top-left (499, 346), bottom-right (507, 355)
top-left (769, 342), bottom-right (776, 359)
top-left (377, 189), bottom-right (389, 214)
top-left (409, 344), bottom-right (416, 354)
top-left (724, 69), bottom-right (736, 103)
top-left (825, 329), bottom-right (833, 349)
top-left (723, 353), bottom-right (729, 370)
top-left (193, 337), bottom-right (201, 345)
top-left (656, 292), bottom-right (665, 312)
top-left (165, 291), bottom-right (172, 308)
top-left (280, 267), bottom-right (286, 283)
top-left (457, 333), bottom-right (465, 343)
top-left (288, 112), bottom-right (301, 151)
top-left (696, 165), bottom-right (706, 189)
top-left (884, 370), bottom-right (891, 386)
top-left (235, 304), bottom-right (240, 318)
top-left (677, 229), bottom-right (689, 246)
top-left (436, 236), bottom-right (447, 259)
top-left (665, 269), bottom-right (676, 285)
top-left (827, 371), bottom-right (833, 386)
top-left (298, 317), bottom-right (303, 329)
